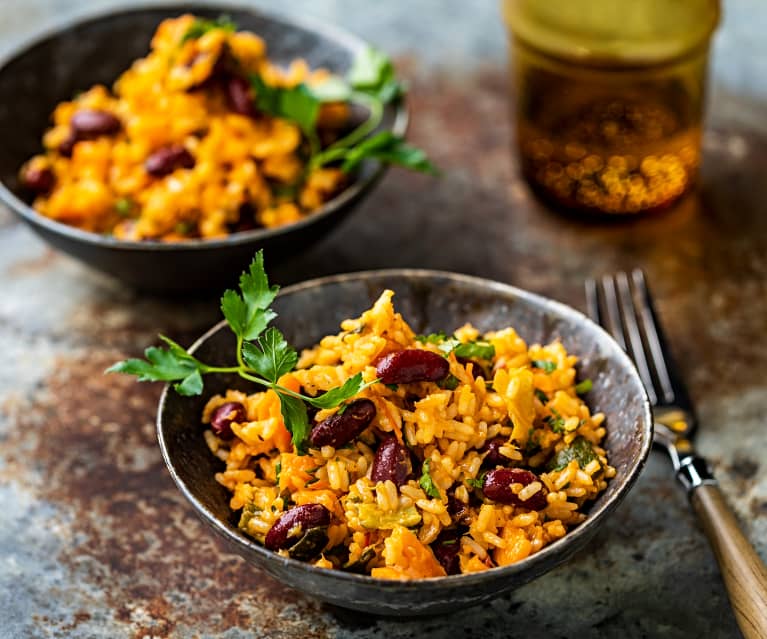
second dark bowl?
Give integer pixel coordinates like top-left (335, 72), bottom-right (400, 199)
top-left (157, 270), bottom-right (653, 615)
top-left (0, 4), bottom-right (406, 293)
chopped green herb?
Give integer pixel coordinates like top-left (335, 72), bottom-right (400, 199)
top-left (531, 360), bottom-right (557, 373)
top-left (465, 473), bottom-right (486, 490)
top-left (347, 46), bottom-right (405, 103)
top-left (419, 459), bottom-right (441, 499)
top-left (534, 389), bottom-right (549, 404)
top-left (416, 331), bottom-right (448, 344)
top-left (437, 374), bottom-right (460, 391)
top-left (114, 197), bottom-right (133, 217)
top-left (238, 503), bottom-right (261, 531)
top-left (181, 15), bottom-right (237, 43)
top-left (547, 436), bottom-right (599, 471)
top-left (421, 334), bottom-right (497, 361)
top-left (547, 408), bottom-right (566, 434)
top-left (250, 74), bottom-right (321, 136)
top-left (574, 379), bottom-right (593, 394)
top-left (385, 383), bottom-right (399, 391)
top-left (108, 250), bottom-right (379, 454)
top-left (275, 460), bottom-right (281, 483)
top-left (440, 539), bottom-right (458, 546)
top-left (453, 341), bottom-right (495, 361)
top-left (174, 221), bottom-right (193, 235)
top-left (437, 337), bottom-right (461, 354)
top-left (305, 476), bottom-right (321, 486)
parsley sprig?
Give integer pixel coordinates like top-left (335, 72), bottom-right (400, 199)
top-left (419, 459), bottom-right (442, 500)
top-left (107, 250), bottom-right (377, 453)
top-left (180, 16), bottom-right (436, 182)
top-left (249, 46), bottom-right (436, 176)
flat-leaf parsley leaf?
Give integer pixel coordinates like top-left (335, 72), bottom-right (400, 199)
top-left (419, 459), bottom-right (441, 499)
top-left (108, 250), bottom-right (378, 453)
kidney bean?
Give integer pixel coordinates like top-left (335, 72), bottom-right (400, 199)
top-left (264, 504), bottom-right (331, 551)
top-left (70, 109), bottom-right (121, 138)
top-left (309, 399), bottom-right (376, 448)
top-left (431, 530), bottom-right (462, 575)
top-left (375, 349), bottom-right (449, 385)
top-left (21, 165), bottom-right (54, 193)
top-left (58, 131), bottom-right (77, 157)
top-left (371, 436), bottom-right (411, 487)
top-left (482, 468), bottom-right (548, 510)
top-left (481, 437), bottom-right (509, 468)
top-left (145, 144), bottom-right (195, 177)
top-left (447, 494), bottom-right (472, 526)
top-left (210, 401), bottom-right (246, 439)
top-left (226, 75), bottom-right (257, 118)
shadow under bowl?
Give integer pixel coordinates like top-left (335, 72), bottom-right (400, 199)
top-left (157, 270), bottom-right (653, 615)
top-left (0, 4), bottom-right (406, 293)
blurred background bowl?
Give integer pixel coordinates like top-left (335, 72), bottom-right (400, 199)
top-left (0, 4), bottom-right (407, 293)
top-left (157, 270), bottom-right (653, 615)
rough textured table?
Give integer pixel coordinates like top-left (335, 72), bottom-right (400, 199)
top-left (2, 1), bottom-right (766, 637)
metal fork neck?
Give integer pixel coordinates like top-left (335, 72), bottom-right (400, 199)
top-left (676, 455), bottom-right (718, 494)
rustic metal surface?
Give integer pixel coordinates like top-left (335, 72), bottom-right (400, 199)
top-left (1, 1), bottom-right (766, 637)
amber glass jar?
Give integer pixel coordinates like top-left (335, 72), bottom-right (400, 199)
top-left (503, 0), bottom-right (720, 215)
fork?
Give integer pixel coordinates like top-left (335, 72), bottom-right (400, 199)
top-left (586, 270), bottom-right (767, 639)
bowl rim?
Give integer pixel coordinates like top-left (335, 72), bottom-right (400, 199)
top-left (0, 1), bottom-right (409, 252)
top-left (156, 268), bottom-right (654, 590)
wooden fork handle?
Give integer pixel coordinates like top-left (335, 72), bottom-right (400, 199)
top-left (691, 483), bottom-right (767, 639)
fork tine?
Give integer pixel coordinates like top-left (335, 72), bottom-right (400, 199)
top-left (584, 278), bottom-right (600, 323)
top-left (631, 269), bottom-right (676, 403)
top-left (615, 271), bottom-right (658, 405)
top-left (600, 275), bottom-right (627, 351)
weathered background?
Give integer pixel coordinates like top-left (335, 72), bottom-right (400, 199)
top-left (1, 1), bottom-right (766, 637)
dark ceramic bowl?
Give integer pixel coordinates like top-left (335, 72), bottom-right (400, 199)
top-left (0, 5), bottom-right (406, 293)
top-left (157, 270), bottom-right (653, 615)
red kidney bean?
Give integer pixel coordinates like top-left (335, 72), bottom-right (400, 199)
top-left (482, 468), bottom-right (548, 510)
top-left (225, 75), bottom-right (257, 118)
top-left (481, 437), bottom-right (509, 468)
top-left (309, 399), bottom-right (376, 448)
top-left (375, 349), bottom-right (450, 385)
top-left (21, 165), bottom-right (54, 193)
top-left (145, 144), bottom-right (195, 177)
top-left (58, 131), bottom-right (77, 157)
top-left (447, 494), bottom-right (472, 526)
top-left (70, 109), bottom-right (121, 138)
top-left (264, 504), bottom-right (331, 551)
top-left (210, 402), bottom-right (246, 439)
top-left (371, 436), bottom-right (411, 487)
top-left (432, 530), bottom-right (462, 575)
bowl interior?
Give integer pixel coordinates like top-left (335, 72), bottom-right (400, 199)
top-left (158, 270), bottom-right (652, 614)
top-left (0, 4), bottom-right (402, 246)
